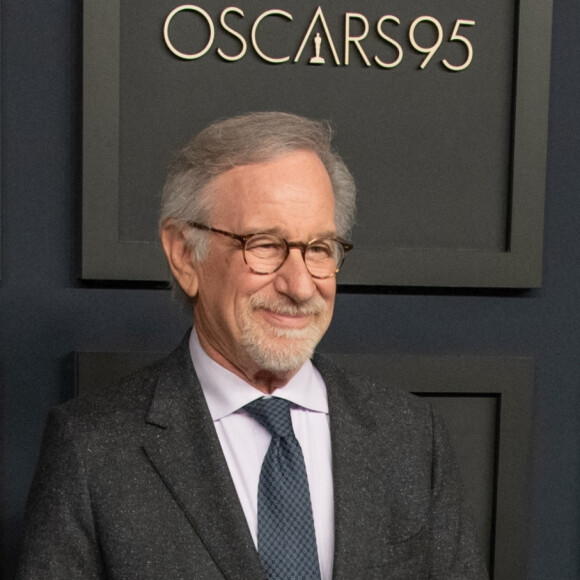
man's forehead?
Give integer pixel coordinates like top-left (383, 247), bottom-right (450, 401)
top-left (211, 149), bottom-right (328, 183)
top-left (207, 151), bottom-right (334, 208)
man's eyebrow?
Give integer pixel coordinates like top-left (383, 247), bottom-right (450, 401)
top-left (243, 227), bottom-right (338, 239)
top-left (316, 229), bottom-right (339, 239)
top-left (242, 226), bottom-right (283, 235)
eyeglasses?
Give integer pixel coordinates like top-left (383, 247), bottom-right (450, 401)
top-left (188, 222), bottom-right (353, 279)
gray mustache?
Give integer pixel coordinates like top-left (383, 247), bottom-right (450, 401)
top-left (249, 296), bottom-right (325, 317)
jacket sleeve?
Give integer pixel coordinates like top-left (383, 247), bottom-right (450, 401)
top-left (16, 406), bottom-right (105, 579)
top-left (428, 407), bottom-right (489, 579)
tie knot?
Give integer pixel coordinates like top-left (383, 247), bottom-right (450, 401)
top-left (244, 397), bottom-right (294, 438)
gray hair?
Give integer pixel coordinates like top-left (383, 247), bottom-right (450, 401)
top-left (160, 111), bottom-right (356, 304)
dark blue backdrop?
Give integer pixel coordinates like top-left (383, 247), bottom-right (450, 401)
top-left (1, 1), bottom-right (579, 578)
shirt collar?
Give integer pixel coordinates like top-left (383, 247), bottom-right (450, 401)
top-left (189, 328), bottom-right (329, 421)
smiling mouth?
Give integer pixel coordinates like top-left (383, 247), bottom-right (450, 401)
top-left (249, 294), bottom-right (325, 330)
top-left (260, 308), bottom-right (315, 329)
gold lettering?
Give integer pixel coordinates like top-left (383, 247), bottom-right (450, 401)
top-left (409, 16), bottom-right (443, 69)
top-left (163, 5), bottom-right (215, 60)
top-left (374, 15), bottom-right (403, 68)
top-left (344, 13), bottom-right (370, 66)
top-left (218, 7), bottom-right (247, 62)
top-left (294, 6), bottom-right (340, 65)
top-left (251, 10), bottom-right (292, 64)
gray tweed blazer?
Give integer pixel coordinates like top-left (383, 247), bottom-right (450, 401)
top-left (17, 334), bottom-right (488, 579)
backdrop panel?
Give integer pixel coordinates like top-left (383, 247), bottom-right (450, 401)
top-left (75, 351), bottom-right (533, 579)
top-left (82, 0), bottom-right (552, 287)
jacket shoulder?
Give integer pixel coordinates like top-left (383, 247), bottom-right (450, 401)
top-left (52, 342), bottom-right (192, 440)
top-left (313, 352), bottom-right (431, 420)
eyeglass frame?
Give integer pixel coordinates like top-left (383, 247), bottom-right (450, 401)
top-left (187, 221), bottom-right (353, 279)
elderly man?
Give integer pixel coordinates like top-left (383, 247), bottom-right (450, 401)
top-left (18, 112), bottom-right (487, 579)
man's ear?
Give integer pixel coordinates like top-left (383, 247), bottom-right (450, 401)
top-left (161, 220), bottom-right (199, 298)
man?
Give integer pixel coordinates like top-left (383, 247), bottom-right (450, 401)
top-left (18, 112), bottom-right (488, 579)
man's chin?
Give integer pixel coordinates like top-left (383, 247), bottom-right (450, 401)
top-left (239, 313), bottom-right (328, 373)
top-left (244, 335), bottom-right (318, 373)
top-left (250, 351), bottom-right (313, 373)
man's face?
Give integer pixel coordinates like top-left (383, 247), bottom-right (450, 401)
top-left (192, 150), bottom-right (337, 381)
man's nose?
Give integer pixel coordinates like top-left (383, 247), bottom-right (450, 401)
top-left (272, 247), bottom-right (317, 302)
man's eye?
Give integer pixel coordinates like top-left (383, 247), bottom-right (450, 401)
top-left (248, 238), bottom-right (284, 252)
top-left (309, 243), bottom-right (332, 255)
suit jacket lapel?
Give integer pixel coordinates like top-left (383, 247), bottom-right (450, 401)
top-left (142, 339), bottom-right (266, 580)
top-left (314, 356), bottom-right (380, 580)
top-left (139, 344), bottom-right (381, 580)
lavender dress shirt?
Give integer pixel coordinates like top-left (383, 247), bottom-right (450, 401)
top-left (189, 330), bottom-right (335, 580)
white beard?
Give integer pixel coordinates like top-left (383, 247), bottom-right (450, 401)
top-left (238, 294), bottom-right (330, 372)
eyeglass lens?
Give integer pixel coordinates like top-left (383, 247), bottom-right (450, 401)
top-left (243, 234), bottom-right (344, 277)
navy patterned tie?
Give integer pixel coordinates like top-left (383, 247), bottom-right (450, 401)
top-left (244, 397), bottom-right (321, 580)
